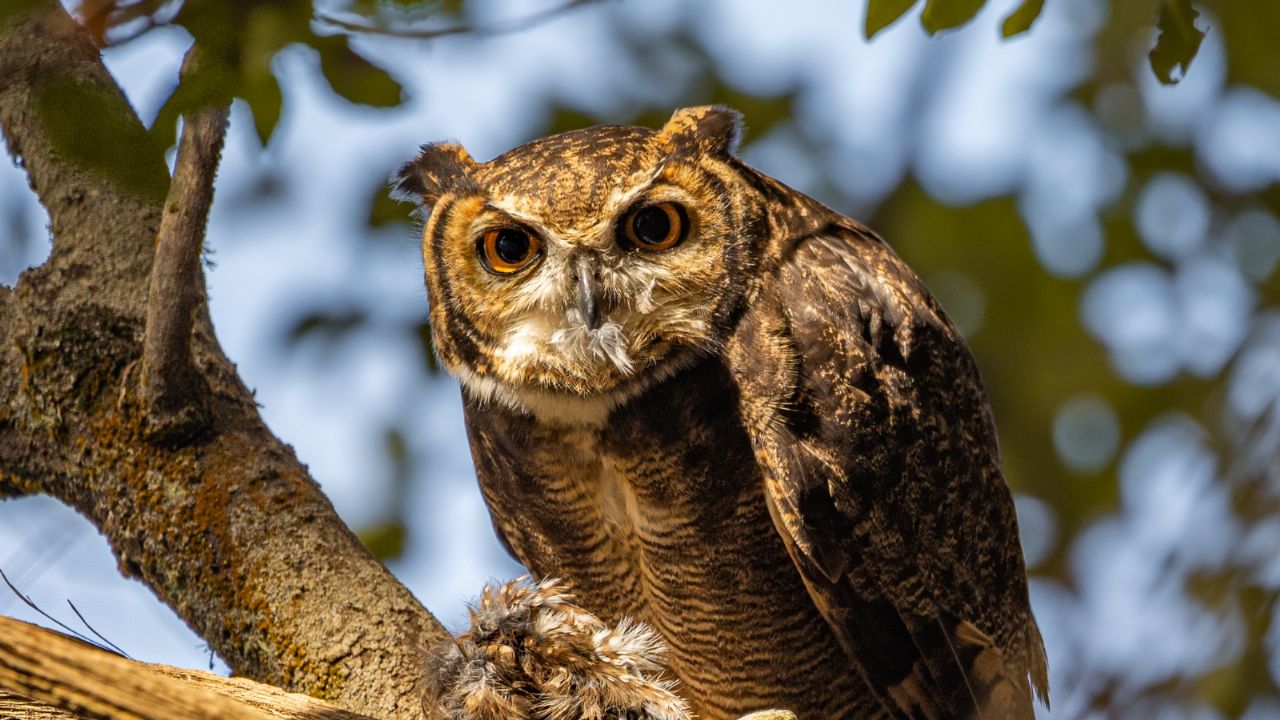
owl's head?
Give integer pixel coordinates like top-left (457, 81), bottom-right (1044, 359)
top-left (396, 106), bottom-right (771, 423)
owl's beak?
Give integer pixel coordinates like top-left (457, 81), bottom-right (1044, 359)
top-left (575, 256), bottom-right (600, 330)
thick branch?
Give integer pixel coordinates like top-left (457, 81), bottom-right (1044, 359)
top-left (0, 4), bottom-right (449, 718)
top-left (0, 616), bottom-right (375, 720)
top-left (0, 690), bottom-right (84, 719)
top-left (142, 69), bottom-right (228, 439)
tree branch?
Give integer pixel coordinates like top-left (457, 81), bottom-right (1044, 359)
top-left (0, 690), bottom-right (84, 719)
top-left (0, 616), bottom-right (376, 720)
top-left (0, 4), bottom-right (449, 717)
top-left (141, 49), bottom-right (228, 441)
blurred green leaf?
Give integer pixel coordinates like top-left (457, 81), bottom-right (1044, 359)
top-left (356, 428), bottom-right (413, 561)
top-left (0, 0), bottom-right (46, 24)
top-left (150, 54), bottom-right (237, 149)
top-left (369, 176), bottom-right (415, 228)
top-left (544, 105), bottom-right (611, 136)
top-left (1194, 584), bottom-right (1280, 714)
top-left (236, 4), bottom-right (312, 147)
top-left (37, 77), bottom-right (169, 202)
top-left (223, 170), bottom-right (287, 211)
top-left (151, 1), bottom-right (245, 148)
top-left (413, 321), bottom-right (440, 373)
top-left (244, 70), bottom-right (283, 147)
top-left (386, 428), bottom-right (408, 464)
top-left (1148, 0), bottom-right (1205, 84)
top-left (920, 0), bottom-right (987, 34)
top-left (316, 36), bottom-right (404, 108)
top-left (705, 85), bottom-right (798, 143)
top-left (149, 2), bottom-right (312, 149)
top-left (357, 521), bottom-right (407, 561)
top-left (865, 0), bottom-right (919, 39)
top-left (1001, 0), bottom-right (1044, 37)
top-left (1206, 0), bottom-right (1280, 95)
top-left (285, 308), bottom-right (369, 345)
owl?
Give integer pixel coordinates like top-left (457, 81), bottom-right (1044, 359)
top-left (396, 106), bottom-right (1049, 720)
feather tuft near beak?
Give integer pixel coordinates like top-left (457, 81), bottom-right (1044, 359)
top-left (575, 255), bottom-right (600, 331)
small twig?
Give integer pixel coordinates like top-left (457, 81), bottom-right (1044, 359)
top-left (140, 47), bottom-right (228, 442)
top-left (315, 0), bottom-right (608, 41)
top-left (0, 568), bottom-right (122, 657)
top-left (66, 600), bottom-right (131, 659)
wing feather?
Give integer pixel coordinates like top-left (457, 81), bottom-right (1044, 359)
top-left (728, 228), bottom-right (1047, 720)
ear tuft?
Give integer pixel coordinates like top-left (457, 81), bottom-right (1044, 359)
top-left (392, 142), bottom-right (480, 207)
top-left (657, 105), bottom-right (744, 157)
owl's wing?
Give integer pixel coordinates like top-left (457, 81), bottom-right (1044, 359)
top-left (727, 227), bottom-right (1047, 720)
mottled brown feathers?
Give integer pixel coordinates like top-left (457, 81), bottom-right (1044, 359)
top-left (425, 578), bottom-right (691, 720)
top-left (656, 105), bottom-right (744, 156)
top-left (727, 229), bottom-right (1049, 718)
top-left (394, 142), bottom-right (480, 208)
top-left (408, 106), bottom-right (1048, 719)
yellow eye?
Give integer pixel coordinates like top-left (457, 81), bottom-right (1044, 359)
top-left (479, 228), bottom-right (541, 274)
top-left (623, 202), bottom-right (687, 252)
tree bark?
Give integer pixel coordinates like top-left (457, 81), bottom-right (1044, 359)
top-left (139, 46), bottom-right (228, 441)
top-left (0, 4), bottom-right (449, 719)
top-left (0, 616), bottom-right (376, 720)
top-left (1, 690), bottom-right (84, 719)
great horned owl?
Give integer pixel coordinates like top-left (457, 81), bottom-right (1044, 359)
top-left (397, 106), bottom-right (1048, 720)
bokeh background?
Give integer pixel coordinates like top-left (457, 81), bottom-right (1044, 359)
top-left (2, 0), bottom-right (1279, 717)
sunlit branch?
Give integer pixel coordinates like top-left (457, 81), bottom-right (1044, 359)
top-left (0, 616), bottom-right (377, 720)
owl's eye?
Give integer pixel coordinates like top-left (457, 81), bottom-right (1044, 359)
top-left (622, 202), bottom-right (687, 252)
top-left (479, 228), bottom-right (541, 274)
